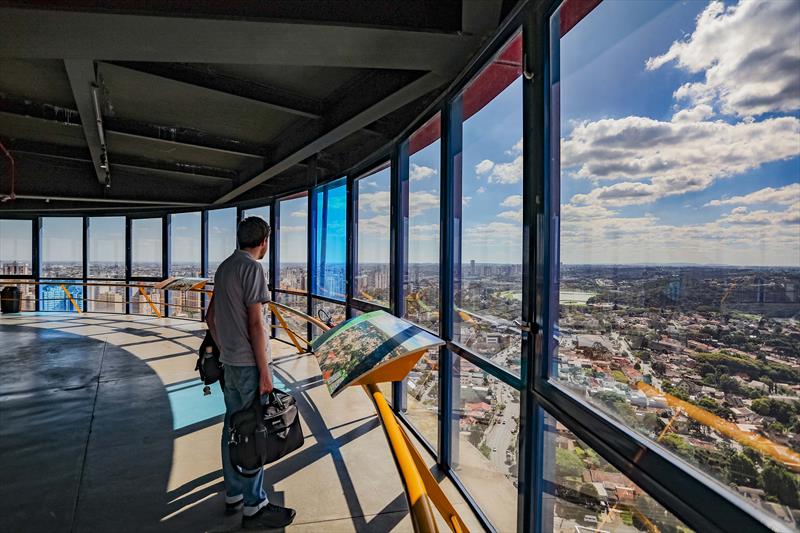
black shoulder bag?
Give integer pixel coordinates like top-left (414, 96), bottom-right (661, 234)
top-left (228, 389), bottom-right (304, 477)
top-left (196, 330), bottom-right (224, 394)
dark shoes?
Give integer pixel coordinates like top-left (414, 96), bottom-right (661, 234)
top-left (242, 502), bottom-right (296, 530)
top-left (225, 499), bottom-right (244, 515)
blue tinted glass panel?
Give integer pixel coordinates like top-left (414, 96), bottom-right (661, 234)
top-left (312, 178), bottom-right (346, 300)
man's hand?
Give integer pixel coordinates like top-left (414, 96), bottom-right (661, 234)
top-left (259, 371), bottom-right (274, 395)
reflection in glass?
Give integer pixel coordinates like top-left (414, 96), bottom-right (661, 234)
top-left (356, 163), bottom-right (391, 307)
top-left (208, 207), bottom-right (237, 280)
top-left (311, 298), bottom-right (346, 340)
top-left (452, 356), bottom-right (519, 531)
top-left (279, 196), bottom-right (307, 291)
top-left (552, 0), bottom-right (800, 523)
top-left (542, 411), bottom-right (689, 532)
top-left (88, 216), bottom-right (124, 278)
top-left (406, 114), bottom-right (441, 334)
top-left (170, 212), bottom-right (201, 277)
top-left (39, 281), bottom-right (83, 312)
top-left (131, 218), bottom-right (162, 278)
top-left (312, 179), bottom-right (346, 300)
top-left (242, 205), bottom-right (271, 278)
top-left (87, 284), bottom-right (126, 313)
top-left (404, 347), bottom-right (440, 448)
top-left (454, 33), bottom-right (523, 374)
top-left (274, 292), bottom-right (306, 346)
top-left (129, 285), bottom-right (165, 317)
top-left (0, 279), bottom-right (36, 311)
top-left (41, 217), bottom-right (83, 278)
top-left (0, 219), bottom-right (32, 274)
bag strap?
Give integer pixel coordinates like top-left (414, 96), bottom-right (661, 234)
top-left (229, 451), bottom-right (262, 478)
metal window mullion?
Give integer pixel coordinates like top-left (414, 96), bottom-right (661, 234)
top-left (271, 201), bottom-right (280, 339)
top-left (346, 175), bottom-right (357, 319)
top-left (307, 184), bottom-right (315, 341)
top-left (162, 213), bottom-right (170, 318)
top-left (33, 216), bottom-right (40, 311)
top-left (200, 209), bottom-right (208, 321)
top-left (391, 141), bottom-right (409, 410)
top-left (125, 216), bottom-right (132, 315)
top-left (438, 97), bottom-right (461, 469)
top-left (82, 216), bottom-right (88, 312)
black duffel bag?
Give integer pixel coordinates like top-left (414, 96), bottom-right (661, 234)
top-left (1, 286), bottom-right (20, 314)
top-left (228, 389), bottom-right (304, 477)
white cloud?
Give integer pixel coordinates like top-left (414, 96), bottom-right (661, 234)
top-left (646, 0), bottom-right (800, 117)
top-left (279, 225), bottom-right (305, 234)
top-left (488, 155), bottom-right (522, 184)
top-left (475, 159), bottom-right (494, 175)
top-left (462, 196), bottom-right (472, 206)
top-left (560, 202), bottom-right (800, 266)
top-left (410, 163), bottom-right (437, 182)
top-left (507, 138), bottom-right (523, 155)
top-left (501, 194), bottom-right (523, 207)
top-left (409, 223), bottom-right (440, 242)
top-left (358, 191), bottom-right (390, 213)
top-left (671, 104), bottom-right (714, 123)
top-left (358, 214), bottom-right (389, 236)
top-left (476, 186), bottom-right (486, 194)
top-left (409, 192), bottom-right (439, 216)
top-left (563, 115), bottom-right (800, 205)
top-left (290, 210), bottom-right (306, 218)
top-left (705, 183), bottom-right (800, 207)
top-left (498, 209), bottom-right (522, 222)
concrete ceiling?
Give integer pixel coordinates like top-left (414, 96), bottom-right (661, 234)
top-left (0, 1), bottom-right (513, 213)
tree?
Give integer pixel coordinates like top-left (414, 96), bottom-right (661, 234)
top-left (728, 453), bottom-right (759, 487)
top-left (556, 448), bottom-right (585, 480)
top-left (652, 361), bottom-right (667, 375)
top-left (762, 461), bottom-right (800, 508)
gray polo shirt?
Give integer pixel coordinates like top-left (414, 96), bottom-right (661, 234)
top-left (212, 249), bottom-right (270, 366)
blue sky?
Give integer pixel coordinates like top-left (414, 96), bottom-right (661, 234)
top-left (4, 0), bottom-right (798, 270)
top-left (557, 0), bottom-right (800, 266)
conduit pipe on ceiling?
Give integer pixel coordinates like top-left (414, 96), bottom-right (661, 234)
top-left (0, 139), bottom-right (15, 202)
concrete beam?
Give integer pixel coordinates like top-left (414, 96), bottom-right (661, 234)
top-left (64, 60), bottom-right (109, 185)
top-left (0, 8), bottom-right (476, 74)
top-left (214, 72), bottom-right (446, 204)
top-left (107, 62), bottom-right (324, 120)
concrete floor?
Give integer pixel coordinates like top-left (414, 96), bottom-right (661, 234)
top-left (0, 312), bottom-right (485, 533)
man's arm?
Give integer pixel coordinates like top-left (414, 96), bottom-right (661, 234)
top-left (247, 303), bottom-right (273, 394)
top-left (206, 296), bottom-right (218, 343)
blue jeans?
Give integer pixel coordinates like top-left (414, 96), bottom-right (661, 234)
top-left (221, 365), bottom-right (267, 508)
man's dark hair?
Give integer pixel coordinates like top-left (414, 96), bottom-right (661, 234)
top-left (237, 216), bottom-right (271, 249)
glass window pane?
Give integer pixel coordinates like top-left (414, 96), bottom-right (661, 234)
top-left (452, 357), bottom-right (519, 531)
top-left (0, 219), bottom-right (32, 275)
top-left (170, 212), bottom-right (201, 277)
top-left (274, 292), bottom-right (307, 345)
top-left (39, 281), bottom-right (83, 312)
top-left (312, 179), bottom-right (347, 300)
top-left (88, 217), bottom-right (124, 278)
top-left (542, 411), bottom-right (689, 532)
top-left (129, 285), bottom-right (165, 317)
top-left (311, 298), bottom-right (345, 339)
top-left (170, 288), bottom-right (202, 320)
top-left (131, 218), bottom-right (162, 278)
top-left (242, 206), bottom-right (271, 278)
top-left (88, 285), bottom-right (125, 313)
top-left (356, 163), bottom-right (391, 307)
top-left (404, 347), bottom-right (440, 449)
top-left (552, 0), bottom-right (800, 523)
top-left (41, 217), bottom-right (83, 278)
top-left (208, 207), bottom-right (237, 280)
top-left (406, 115), bottom-right (441, 333)
top-left (454, 33), bottom-right (523, 374)
top-left (0, 279), bottom-right (35, 311)
top-left (279, 196), bottom-right (307, 291)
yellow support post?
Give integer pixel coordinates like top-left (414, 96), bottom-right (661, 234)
top-left (138, 286), bottom-right (162, 318)
top-left (60, 284), bottom-right (82, 314)
top-left (365, 383), bottom-right (440, 533)
top-left (269, 303), bottom-right (305, 354)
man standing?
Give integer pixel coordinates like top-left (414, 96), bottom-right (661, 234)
top-left (206, 216), bottom-right (296, 530)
